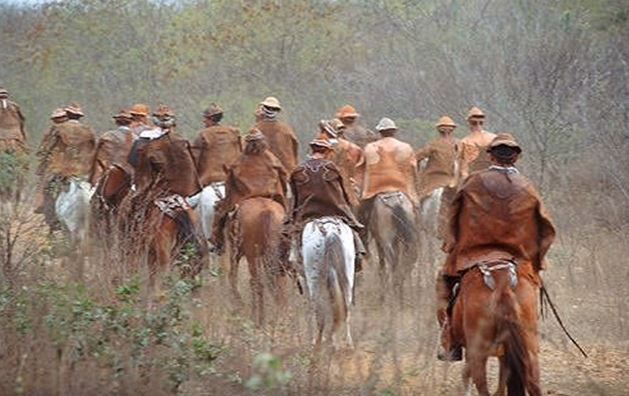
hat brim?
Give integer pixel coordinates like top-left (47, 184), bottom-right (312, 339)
top-left (488, 143), bottom-right (522, 153)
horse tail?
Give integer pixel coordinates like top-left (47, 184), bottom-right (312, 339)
top-left (495, 285), bottom-right (529, 396)
top-left (391, 201), bottom-right (418, 254)
top-left (325, 231), bottom-right (348, 333)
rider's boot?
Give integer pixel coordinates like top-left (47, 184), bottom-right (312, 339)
top-left (435, 272), bottom-right (462, 361)
top-left (352, 230), bottom-right (367, 273)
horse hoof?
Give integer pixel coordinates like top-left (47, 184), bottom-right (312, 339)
top-left (437, 346), bottom-right (462, 361)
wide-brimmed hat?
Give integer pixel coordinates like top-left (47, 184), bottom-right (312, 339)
top-left (50, 108), bottom-right (67, 119)
top-left (336, 104), bottom-right (359, 119)
top-left (488, 133), bottom-right (521, 153)
top-left (203, 103), bottom-right (223, 118)
top-left (436, 116), bottom-right (456, 128)
top-left (0, 88), bottom-right (8, 97)
top-left (113, 109), bottom-right (133, 120)
top-left (329, 118), bottom-right (346, 132)
top-left (260, 96), bottom-right (281, 110)
top-left (467, 106), bottom-right (485, 119)
top-left (65, 103), bottom-right (84, 117)
top-left (129, 103), bottom-right (150, 117)
top-left (245, 128), bottom-right (265, 142)
top-left (309, 139), bottom-right (333, 150)
top-left (319, 120), bottom-right (337, 138)
top-left (375, 117), bottom-right (398, 132)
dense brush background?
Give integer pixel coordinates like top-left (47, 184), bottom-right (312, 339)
top-left (0, 0), bottom-right (627, 395)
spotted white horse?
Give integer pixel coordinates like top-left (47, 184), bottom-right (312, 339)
top-left (302, 216), bottom-right (355, 349)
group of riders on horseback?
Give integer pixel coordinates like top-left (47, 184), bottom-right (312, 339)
top-left (1, 87), bottom-right (557, 394)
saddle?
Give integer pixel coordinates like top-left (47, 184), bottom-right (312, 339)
top-left (447, 258), bottom-right (519, 316)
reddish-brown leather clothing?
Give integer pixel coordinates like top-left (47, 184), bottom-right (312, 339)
top-left (90, 127), bottom-right (136, 184)
top-left (225, 150), bottom-right (287, 209)
top-left (359, 137), bottom-right (418, 202)
top-left (289, 158), bottom-right (356, 226)
top-left (192, 125), bottom-right (241, 186)
top-left (0, 100), bottom-right (26, 148)
top-left (130, 132), bottom-right (201, 197)
top-left (442, 168), bottom-right (556, 276)
top-left (254, 119), bottom-right (299, 172)
top-left (45, 121), bottom-right (96, 178)
top-left (416, 137), bottom-right (458, 199)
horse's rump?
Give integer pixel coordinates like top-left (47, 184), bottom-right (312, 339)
top-left (233, 197), bottom-right (285, 271)
top-left (371, 191), bottom-right (419, 265)
top-left (454, 260), bottom-right (540, 396)
top-left (94, 164), bottom-right (132, 208)
top-left (302, 217), bottom-right (355, 346)
top-left (55, 178), bottom-right (94, 239)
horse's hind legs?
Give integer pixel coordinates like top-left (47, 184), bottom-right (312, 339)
top-left (462, 362), bottom-right (473, 396)
top-left (494, 356), bottom-right (507, 396)
top-left (469, 353), bottom-right (490, 396)
top-left (345, 310), bottom-right (354, 350)
top-left (229, 257), bottom-right (243, 306)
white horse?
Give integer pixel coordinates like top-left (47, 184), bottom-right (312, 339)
top-left (420, 186), bottom-right (444, 236)
top-left (189, 182), bottom-right (225, 241)
top-left (55, 178), bottom-right (94, 242)
top-left (302, 216), bottom-right (355, 349)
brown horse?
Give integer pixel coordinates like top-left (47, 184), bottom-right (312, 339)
top-left (90, 164), bottom-right (132, 239)
top-left (228, 197), bottom-right (287, 325)
top-left (449, 259), bottom-right (541, 396)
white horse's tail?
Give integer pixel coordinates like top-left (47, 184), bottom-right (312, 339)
top-left (303, 217), bottom-right (354, 346)
top-left (194, 182), bottom-right (225, 240)
top-left (324, 232), bottom-right (349, 334)
top-left (55, 179), bottom-right (94, 240)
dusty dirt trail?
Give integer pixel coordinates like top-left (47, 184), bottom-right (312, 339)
top-left (191, 246), bottom-right (629, 395)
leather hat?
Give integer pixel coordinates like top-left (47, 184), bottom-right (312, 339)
top-left (436, 116), bottom-right (456, 128)
top-left (203, 103), bottom-right (223, 118)
top-left (488, 133), bottom-right (521, 153)
top-left (65, 103), bottom-right (84, 117)
top-left (329, 118), bottom-right (346, 132)
top-left (309, 139), bottom-right (333, 150)
top-left (375, 117), bottom-right (398, 132)
top-left (336, 104), bottom-right (359, 119)
top-left (245, 128), bottom-right (265, 142)
top-left (50, 108), bottom-right (67, 119)
top-left (129, 103), bottom-right (150, 117)
top-left (113, 109), bottom-right (133, 120)
top-left (467, 106), bottom-right (485, 119)
top-left (319, 120), bottom-right (338, 138)
top-left (260, 96), bottom-right (281, 110)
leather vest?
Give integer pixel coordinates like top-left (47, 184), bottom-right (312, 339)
top-left (193, 125), bottom-right (241, 186)
top-left (290, 158), bottom-right (354, 225)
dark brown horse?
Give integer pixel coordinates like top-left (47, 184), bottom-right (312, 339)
top-left (228, 197), bottom-right (287, 325)
top-left (90, 164), bottom-right (132, 239)
top-left (449, 259), bottom-right (541, 396)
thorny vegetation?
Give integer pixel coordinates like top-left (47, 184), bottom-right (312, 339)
top-left (0, 0), bottom-right (628, 395)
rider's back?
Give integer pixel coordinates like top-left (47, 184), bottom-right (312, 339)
top-left (228, 150), bottom-right (286, 208)
top-left (47, 121), bottom-right (96, 178)
top-left (443, 168), bottom-right (555, 276)
top-left (290, 157), bottom-right (353, 225)
top-left (361, 137), bottom-right (417, 201)
top-left (194, 125), bottom-right (241, 186)
top-left (131, 132), bottom-right (200, 197)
